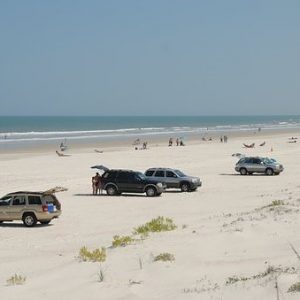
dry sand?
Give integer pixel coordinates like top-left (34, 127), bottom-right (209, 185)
top-left (1, 131), bottom-right (300, 299)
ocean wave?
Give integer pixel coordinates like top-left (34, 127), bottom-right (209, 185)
top-left (1, 122), bottom-right (300, 143)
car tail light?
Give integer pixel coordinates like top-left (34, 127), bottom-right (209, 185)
top-left (42, 204), bottom-right (48, 212)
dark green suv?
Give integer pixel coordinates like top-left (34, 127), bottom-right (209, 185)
top-left (101, 169), bottom-right (165, 197)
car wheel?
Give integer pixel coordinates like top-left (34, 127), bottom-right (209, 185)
top-left (180, 182), bottom-right (190, 192)
top-left (22, 213), bottom-right (37, 227)
top-left (40, 220), bottom-right (51, 225)
top-left (146, 186), bottom-right (157, 197)
top-left (265, 168), bottom-right (274, 176)
top-left (240, 168), bottom-right (248, 175)
top-left (106, 185), bottom-right (117, 196)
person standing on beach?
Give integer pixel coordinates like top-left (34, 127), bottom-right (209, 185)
top-left (92, 172), bottom-right (101, 195)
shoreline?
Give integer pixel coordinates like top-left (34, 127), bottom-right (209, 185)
top-left (0, 127), bottom-right (299, 157)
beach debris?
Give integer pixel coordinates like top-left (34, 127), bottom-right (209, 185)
top-left (243, 143), bottom-right (255, 148)
top-left (56, 150), bottom-right (71, 157)
top-left (43, 186), bottom-right (68, 194)
top-left (94, 149), bottom-right (103, 153)
top-left (288, 242), bottom-right (300, 261)
top-left (259, 141), bottom-right (266, 146)
top-left (129, 279), bottom-right (143, 285)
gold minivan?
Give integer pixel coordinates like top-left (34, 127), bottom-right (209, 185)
top-left (0, 191), bottom-right (61, 227)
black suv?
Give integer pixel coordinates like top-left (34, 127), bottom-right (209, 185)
top-left (101, 170), bottom-right (165, 197)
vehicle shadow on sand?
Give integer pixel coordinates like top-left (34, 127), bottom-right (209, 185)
top-left (73, 193), bottom-right (152, 198)
top-left (219, 173), bottom-right (271, 176)
top-left (0, 223), bottom-right (53, 228)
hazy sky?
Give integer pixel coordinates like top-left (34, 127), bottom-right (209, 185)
top-left (1, 1), bottom-right (300, 116)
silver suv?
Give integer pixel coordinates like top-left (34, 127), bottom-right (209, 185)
top-left (145, 168), bottom-right (202, 192)
top-left (235, 157), bottom-right (284, 176)
top-left (0, 191), bottom-right (62, 227)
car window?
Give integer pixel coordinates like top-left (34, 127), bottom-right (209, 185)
top-left (237, 158), bottom-right (245, 164)
top-left (166, 171), bottom-right (177, 178)
top-left (12, 196), bottom-right (26, 206)
top-left (145, 170), bottom-right (155, 176)
top-left (103, 171), bottom-right (116, 179)
top-left (174, 170), bottom-right (186, 177)
top-left (136, 172), bottom-right (146, 180)
top-left (253, 158), bottom-right (261, 164)
top-left (28, 195), bottom-right (42, 205)
top-left (117, 172), bottom-right (130, 180)
top-left (0, 196), bottom-right (12, 206)
top-left (43, 195), bottom-right (61, 210)
top-left (154, 170), bottom-right (165, 177)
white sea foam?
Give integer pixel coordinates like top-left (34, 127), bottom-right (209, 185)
top-left (1, 122), bottom-right (300, 144)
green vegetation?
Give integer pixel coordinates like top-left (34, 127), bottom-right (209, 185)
top-left (269, 200), bottom-right (285, 206)
top-left (133, 216), bottom-right (177, 236)
top-left (112, 235), bottom-right (135, 248)
top-left (154, 253), bottom-right (175, 262)
top-left (6, 274), bottom-right (26, 286)
top-left (79, 246), bottom-right (106, 262)
top-left (288, 282), bottom-right (300, 293)
top-left (262, 200), bottom-right (285, 209)
top-left (226, 265), bottom-right (296, 285)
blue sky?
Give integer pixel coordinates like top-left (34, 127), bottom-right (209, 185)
top-left (0, 1), bottom-right (300, 116)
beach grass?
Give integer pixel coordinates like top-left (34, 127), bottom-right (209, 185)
top-left (79, 246), bottom-right (106, 262)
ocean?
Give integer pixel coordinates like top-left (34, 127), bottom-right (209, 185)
top-left (0, 116), bottom-right (300, 147)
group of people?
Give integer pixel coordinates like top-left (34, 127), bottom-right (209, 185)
top-left (220, 135), bottom-right (228, 143)
top-left (134, 141), bottom-right (148, 150)
top-left (168, 137), bottom-right (185, 146)
top-left (92, 172), bottom-right (102, 195)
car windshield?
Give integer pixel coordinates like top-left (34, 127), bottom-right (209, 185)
top-left (263, 157), bottom-right (276, 164)
top-left (0, 195), bottom-right (12, 201)
top-left (174, 170), bottom-right (186, 177)
top-left (136, 172), bottom-right (146, 180)
top-left (0, 195), bottom-right (13, 205)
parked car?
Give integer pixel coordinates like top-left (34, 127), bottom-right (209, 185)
top-left (235, 156), bottom-right (284, 175)
top-left (0, 191), bottom-right (62, 227)
top-left (145, 168), bottom-right (202, 192)
top-left (101, 169), bottom-right (165, 197)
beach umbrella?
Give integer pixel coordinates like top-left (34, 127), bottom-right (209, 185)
top-left (91, 165), bottom-right (109, 172)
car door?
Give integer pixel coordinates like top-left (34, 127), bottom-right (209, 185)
top-left (116, 172), bottom-right (131, 192)
top-left (245, 158), bottom-right (255, 172)
top-left (166, 170), bottom-right (179, 188)
top-left (252, 158), bottom-right (265, 173)
top-left (0, 195), bottom-right (13, 221)
top-left (116, 172), bottom-right (144, 193)
top-left (153, 170), bottom-right (166, 186)
top-left (7, 195), bottom-right (26, 220)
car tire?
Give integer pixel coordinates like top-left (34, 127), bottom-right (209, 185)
top-left (22, 213), bottom-right (37, 227)
top-left (240, 168), bottom-right (248, 175)
top-left (106, 185), bottom-right (118, 196)
top-left (265, 168), bottom-right (274, 176)
top-left (40, 220), bottom-right (51, 225)
top-left (146, 186), bottom-right (157, 197)
top-left (180, 182), bottom-right (190, 192)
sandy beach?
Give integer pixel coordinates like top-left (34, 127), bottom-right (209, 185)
top-left (1, 130), bottom-right (300, 299)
